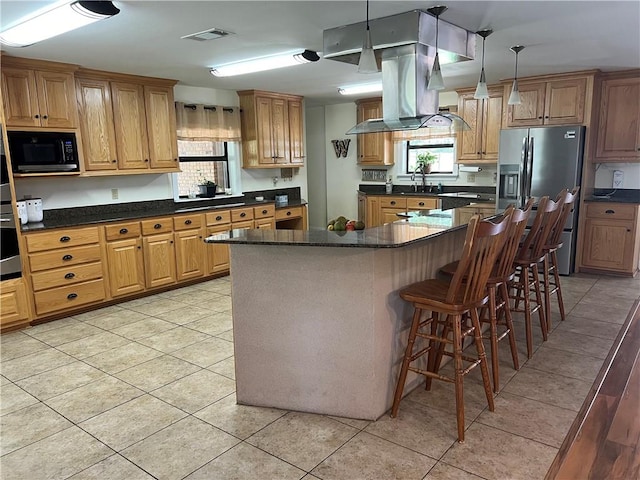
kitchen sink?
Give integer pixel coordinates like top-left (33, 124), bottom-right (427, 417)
top-left (175, 203), bottom-right (245, 213)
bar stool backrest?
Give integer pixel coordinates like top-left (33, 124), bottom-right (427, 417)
top-left (547, 187), bottom-right (580, 248)
top-left (495, 198), bottom-right (535, 278)
top-left (518, 196), bottom-right (561, 262)
top-left (447, 213), bottom-right (511, 305)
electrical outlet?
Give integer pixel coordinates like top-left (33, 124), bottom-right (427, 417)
top-left (111, 188), bottom-right (119, 200)
top-left (467, 173), bottom-right (476, 183)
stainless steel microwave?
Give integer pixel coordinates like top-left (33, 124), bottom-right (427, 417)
top-left (7, 131), bottom-right (79, 173)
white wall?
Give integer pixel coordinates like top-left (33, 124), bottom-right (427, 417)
top-left (306, 106), bottom-right (327, 229)
top-left (594, 162), bottom-right (640, 189)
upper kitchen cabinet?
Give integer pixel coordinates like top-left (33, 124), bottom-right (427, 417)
top-left (505, 72), bottom-right (595, 128)
top-left (593, 72), bottom-right (640, 162)
top-left (75, 69), bottom-right (179, 174)
top-left (456, 86), bottom-right (504, 164)
top-left (355, 98), bottom-right (393, 166)
top-left (1, 56), bottom-right (79, 129)
top-left (238, 90), bottom-right (304, 168)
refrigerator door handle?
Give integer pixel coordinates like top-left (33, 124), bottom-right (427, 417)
top-left (527, 137), bottom-right (534, 200)
top-left (519, 137), bottom-right (528, 208)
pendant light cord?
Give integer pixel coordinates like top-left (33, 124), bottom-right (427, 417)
top-left (514, 51), bottom-right (519, 79)
top-left (481, 37), bottom-right (485, 69)
top-left (435, 13), bottom-right (439, 49)
top-left (366, 0), bottom-right (370, 31)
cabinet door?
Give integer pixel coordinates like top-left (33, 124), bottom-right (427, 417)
top-left (111, 82), bottom-right (150, 169)
top-left (481, 92), bottom-right (504, 161)
top-left (35, 70), bottom-right (77, 128)
top-left (582, 218), bottom-right (635, 272)
top-left (105, 238), bottom-right (145, 297)
top-left (506, 82), bottom-right (546, 127)
top-left (544, 78), bottom-right (586, 125)
top-left (255, 218), bottom-right (275, 229)
top-left (366, 196), bottom-right (380, 227)
top-left (288, 99), bottom-right (305, 164)
top-left (143, 232), bottom-right (176, 288)
top-left (144, 85), bottom-right (179, 169)
top-left (207, 224), bottom-right (231, 274)
top-left (455, 208), bottom-right (476, 226)
top-left (255, 96), bottom-right (275, 165)
top-left (1, 67), bottom-right (40, 127)
top-left (174, 228), bottom-right (206, 281)
top-left (458, 95), bottom-right (482, 161)
top-left (0, 279), bottom-right (30, 329)
top-left (595, 77), bottom-right (640, 161)
top-left (357, 99), bottom-right (391, 165)
top-left (380, 207), bottom-right (405, 225)
top-left (76, 78), bottom-right (118, 171)
top-left (358, 194), bottom-right (366, 223)
top-left (271, 97), bottom-right (290, 164)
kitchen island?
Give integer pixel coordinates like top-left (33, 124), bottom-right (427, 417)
top-left (205, 208), bottom-right (471, 420)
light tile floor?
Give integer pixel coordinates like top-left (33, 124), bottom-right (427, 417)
top-left (1, 273), bottom-right (638, 480)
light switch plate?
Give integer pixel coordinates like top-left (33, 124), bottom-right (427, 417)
top-left (613, 170), bottom-right (624, 189)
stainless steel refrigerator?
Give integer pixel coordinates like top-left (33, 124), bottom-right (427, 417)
top-left (497, 125), bottom-right (585, 275)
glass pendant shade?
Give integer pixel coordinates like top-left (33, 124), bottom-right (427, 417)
top-left (427, 52), bottom-right (445, 90)
top-left (508, 79), bottom-right (522, 105)
top-left (474, 68), bottom-right (489, 99)
top-left (358, 29), bottom-right (378, 73)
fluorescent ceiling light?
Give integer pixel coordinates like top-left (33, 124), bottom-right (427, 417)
top-left (338, 83), bottom-right (382, 95)
top-left (0, 1), bottom-right (120, 47)
top-left (210, 50), bottom-right (320, 77)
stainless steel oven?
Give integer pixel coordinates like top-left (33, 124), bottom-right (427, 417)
top-left (1, 127), bottom-right (22, 281)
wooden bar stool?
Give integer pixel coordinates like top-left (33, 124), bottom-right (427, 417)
top-left (439, 199), bottom-right (534, 392)
top-left (391, 213), bottom-right (510, 443)
top-left (511, 196), bottom-right (562, 358)
top-left (541, 187), bottom-right (580, 332)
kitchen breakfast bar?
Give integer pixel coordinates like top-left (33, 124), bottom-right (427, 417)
top-left (205, 208), bottom-right (476, 420)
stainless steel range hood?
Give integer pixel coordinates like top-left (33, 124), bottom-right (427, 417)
top-left (323, 10), bottom-right (476, 134)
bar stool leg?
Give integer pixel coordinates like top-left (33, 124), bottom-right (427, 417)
top-left (425, 312), bottom-right (440, 391)
top-left (500, 281), bottom-right (520, 371)
top-left (521, 266), bottom-right (534, 359)
top-left (488, 284), bottom-right (500, 393)
top-left (551, 250), bottom-right (567, 322)
top-left (433, 319), bottom-right (451, 379)
top-left (532, 263), bottom-right (548, 341)
top-left (391, 308), bottom-right (422, 417)
top-left (470, 307), bottom-right (495, 412)
top-left (543, 254), bottom-right (553, 332)
top-left (452, 313), bottom-right (465, 443)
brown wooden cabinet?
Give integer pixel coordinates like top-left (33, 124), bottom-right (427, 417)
top-left (141, 217), bottom-right (177, 289)
top-left (453, 204), bottom-right (497, 226)
top-left (594, 73), bottom-right (640, 162)
top-left (355, 98), bottom-right (393, 166)
top-left (1, 59), bottom-right (78, 128)
top-left (238, 90), bottom-right (304, 168)
top-left (0, 278), bottom-right (30, 331)
top-left (580, 203), bottom-right (640, 276)
top-left (363, 195), bottom-right (440, 227)
top-left (506, 75), bottom-right (590, 127)
top-left (365, 196), bottom-right (380, 228)
top-left (105, 236), bottom-right (146, 297)
top-left (275, 205), bottom-right (307, 230)
top-left (144, 85), bottom-right (180, 169)
top-left (457, 87), bottom-right (503, 163)
top-left (206, 224), bottom-right (231, 274)
top-left (111, 81), bottom-right (150, 170)
top-left (174, 214), bottom-right (206, 281)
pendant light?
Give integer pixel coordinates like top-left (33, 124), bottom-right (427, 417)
top-left (508, 45), bottom-right (525, 105)
top-left (473, 29), bottom-right (493, 99)
top-left (358, 0), bottom-right (379, 73)
top-left (427, 5), bottom-right (447, 90)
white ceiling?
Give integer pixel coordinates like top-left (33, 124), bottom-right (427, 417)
top-left (1, 1), bottom-right (639, 106)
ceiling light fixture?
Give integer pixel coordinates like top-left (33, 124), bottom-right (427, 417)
top-left (473, 29), bottom-right (493, 99)
top-left (0, 1), bottom-right (120, 47)
top-left (426, 5), bottom-right (447, 90)
top-left (508, 45), bottom-right (525, 105)
top-left (210, 49), bottom-right (320, 77)
top-left (357, 0), bottom-right (379, 73)
top-left (338, 83), bottom-right (382, 95)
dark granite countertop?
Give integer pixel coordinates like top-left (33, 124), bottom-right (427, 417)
top-left (357, 185), bottom-right (496, 203)
top-left (584, 188), bottom-right (640, 204)
top-left (205, 207), bottom-right (469, 249)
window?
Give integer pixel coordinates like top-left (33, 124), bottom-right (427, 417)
top-left (405, 138), bottom-right (455, 175)
top-left (175, 140), bottom-right (230, 198)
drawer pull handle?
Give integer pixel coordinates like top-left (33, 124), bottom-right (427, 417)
top-left (119, 228), bottom-right (128, 234)
top-left (419, 202), bottom-right (425, 206)
top-left (287, 211), bottom-right (292, 216)
top-left (262, 209), bottom-right (268, 214)
top-left (62, 254), bottom-right (73, 261)
top-left (390, 201), bottom-right (396, 206)
top-left (185, 219), bottom-right (192, 225)
top-left (67, 293), bottom-right (78, 300)
top-left (64, 273), bottom-right (75, 279)
top-left (240, 212), bottom-right (246, 217)
top-left (154, 223), bottom-right (162, 229)
top-left (216, 215), bottom-right (222, 221)
top-left (60, 236), bottom-right (71, 242)
top-left (605, 209), bottom-right (615, 214)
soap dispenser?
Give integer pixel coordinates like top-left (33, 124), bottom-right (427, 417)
top-left (385, 177), bottom-right (393, 194)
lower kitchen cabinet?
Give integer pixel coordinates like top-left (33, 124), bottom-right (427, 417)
top-left (206, 224), bottom-right (231, 274)
top-left (366, 196), bottom-right (379, 228)
top-left (174, 228), bottom-right (206, 281)
top-left (105, 237), bottom-right (145, 297)
top-left (143, 232), bottom-right (176, 288)
top-left (275, 205), bottom-right (307, 230)
top-left (454, 204), bottom-right (497, 225)
top-left (0, 278), bottom-right (30, 331)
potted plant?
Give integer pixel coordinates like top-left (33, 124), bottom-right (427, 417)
top-left (200, 179), bottom-right (217, 197)
top-left (416, 152), bottom-right (437, 174)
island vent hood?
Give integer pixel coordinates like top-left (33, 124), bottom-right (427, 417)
top-left (323, 10), bottom-right (476, 134)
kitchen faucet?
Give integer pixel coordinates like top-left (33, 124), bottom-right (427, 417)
top-left (414, 165), bottom-right (427, 192)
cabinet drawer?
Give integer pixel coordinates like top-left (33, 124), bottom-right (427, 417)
top-left (586, 203), bottom-right (636, 220)
top-left (379, 197), bottom-right (407, 209)
top-left (254, 204), bottom-right (275, 219)
top-left (31, 261), bottom-right (103, 292)
top-left (33, 278), bottom-right (106, 316)
top-left (232, 220), bottom-right (254, 230)
top-left (104, 221), bottom-right (141, 241)
top-left (406, 198), bottom-right (438, 210)
top-left (231, 207), bottom-right (254, 222)
top-left (275, 206), bottom-right (304, 221)
top-left (173, 214), bottom-right (203, 231)
top-left (25, 226), bottom-right (99, 253)
top-left (29, 244), bottom-right (102, 272)
top-left (141, 218), bottom-right (173, 235)
top-left (205, 210), bottom-right (231, 226)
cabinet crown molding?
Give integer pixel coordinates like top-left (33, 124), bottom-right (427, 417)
top-left (499, 69), bottom-right (600, 85)
top-left (1, 54), bottom-right (80, 72)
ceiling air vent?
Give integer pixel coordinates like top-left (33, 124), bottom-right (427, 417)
top-left (181, 28), bottom-right (233, 41)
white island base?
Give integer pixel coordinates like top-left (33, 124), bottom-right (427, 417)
top-left (228, 227), bottom-right (466, 420)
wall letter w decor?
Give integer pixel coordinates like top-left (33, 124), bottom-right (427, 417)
top-left (331, 139), bottom-right (351, 158)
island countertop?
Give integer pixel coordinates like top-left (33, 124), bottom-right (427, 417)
top-left (205, 207), bottom-right (467, 248)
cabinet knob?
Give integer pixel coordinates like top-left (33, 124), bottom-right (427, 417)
top-left (67, 293), bottom-right (78, 300)
top-left (185, 219), bottom-right (192, 225)
top-left (170, 240), bottom-right (174, 244)
top-left (605, 209), bottom-right (615, 214)
top-left (262, 209), bottom-right (268, 214)
top-left (34, 114), bottom-right (40, 119)
top-left (43, 115), bottom-right (48, 119)
top-left (137, 246), bottom-right (141, 250)
top-left (154, 223), bottom-right (162, 229)
top-left (60, 236), bottom-right (71, 242)
top-left (240, 212), bottom-right (246, 217)
top-left (145, 159), bottom-right (149, 162)
top-left (538, 116), bottom-right (543, 119)
top-left (545, 116), bottom-right (549, 119)
top-left (64, 272), bottom-right (75, 279)
top-left (627, 229), bottom-right (631, 232)
top-left (482, 151), bottom-right (486, 155)
top-left (112, 159), bottom-right (117, 163)
top-left (174, 158), bottom-right (178, 162)
top-left (199, 236), bottom-right (202, 239)
top-left (215, 216), bottom-right (222, 221)
top-left (119, 228), bottom-right (128, 234)
top-left (62, 254), bottom-right (73, 261)
top-left (390, 201), bottom-right (396, 206)
top-left (477, 151), bottom-right (481, 155)
top-left (419, 202), bottom-right (425, 206)
top-left (287, 211), bottom-right (292, 216)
